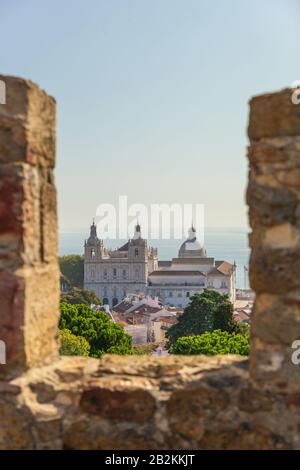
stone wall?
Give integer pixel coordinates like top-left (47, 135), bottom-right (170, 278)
top-left (0, 76), bottom-right (60, 378)
top-left (247, 89), bottom-right (300, 396)
top-left (0, 76), bottom-right (300, 449)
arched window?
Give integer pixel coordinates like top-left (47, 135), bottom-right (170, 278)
top-left (103, 298), bottom-right (109, 305)
top-left (112, 297), bottom-right (118, 306)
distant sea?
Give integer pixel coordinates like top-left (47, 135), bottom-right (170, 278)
top-left (59, 227), bottom-right (250, 289)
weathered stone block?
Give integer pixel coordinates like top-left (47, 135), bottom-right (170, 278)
top-left (250, 338), bottom-right (300, 393)
top-left (249, 246), bottom-right (300, 294)
top-left (0, 402), bottom-right (34, 450)
top-left (248, 89), bottom-right (300, 140)
top-left (0, 75), bottom-right (56, 167)
top-left (262, 223), bottom-right (300, 250)
top-left (0, 163), bottom-right (57, 269)
top-left (251, 293), bottom-right (300, 345)
top-left (80, 380), bottom-right (156, 423)
top-left (0, 264), bottom-right (60, 378)
top-left (248, 137), bottom-right (300, 164)
top-left (247, 179), bottom-right (298, 228)
top-left (166, 382), bottom-right (229, 441)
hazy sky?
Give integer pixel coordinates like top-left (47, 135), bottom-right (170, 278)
top-left (1, 0), bottom-right (299, 232)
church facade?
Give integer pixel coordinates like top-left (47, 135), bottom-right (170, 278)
top-left (84, 221), bottom-right (158, 306)
top-left (84, 222), bottom-right (236, 307)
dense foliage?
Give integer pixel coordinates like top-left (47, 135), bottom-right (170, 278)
top-left (166, 289), bottom-right (238, 345)
top-left (59, 329), bottom-right (90, 356)
top-left (61, 287), bottom-right (101, 306)
top-left (132, 343), bottom-right (159, 355)
top-left (170, 330), bottom-right (250, 356)
top-left (59, 255), bottom-right (84, 288)
top-left (59, 303), bottom-right (132, 357)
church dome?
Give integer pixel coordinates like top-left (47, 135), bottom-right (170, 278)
top-left (178, 226), bottom-right (207, 258)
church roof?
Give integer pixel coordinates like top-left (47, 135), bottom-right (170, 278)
top-left (117, 236), bottom-right (145, 252)
top-left (158, 261), bottom-right (172, 267)
top-left (86, 220), bottom-right (100, 246)
top-left (118, 241), bottom-right (129, 252)
top-left (216, 261), bottom-right (234, 275)
top-left (178, 226), bottom-right (207, 258)
top-left (112, 300), bottom-right (133, 313)
top-left (208, 261), bottom-right (234, 276)
top-left (149, 270), bottom-right (206, 276)
top-left (172, 257), bottom-right (215, 265)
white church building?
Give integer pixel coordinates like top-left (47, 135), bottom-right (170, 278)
top-left (84, 222), bottom-right (236, 308)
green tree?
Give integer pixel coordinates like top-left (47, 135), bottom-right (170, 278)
top-left (59, 303), bottom-right (132, 357)
top-left (228, 319), bottom-right (250, 336)
top-left (59, 329), bottom-right (90, 356)
top-left (170, 330), bottom-right (249, 356)
top-left (59, 255), bottom-right (84, 288)
top-left (61, 287), bottom-right (101, 306)
top-left (166, 289), bottom-right (234, 346)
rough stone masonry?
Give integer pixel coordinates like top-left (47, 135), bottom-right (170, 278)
top-left (0, 75), bottom-right (60, 379)
top-left (0, 76), bottom-right (300, 449)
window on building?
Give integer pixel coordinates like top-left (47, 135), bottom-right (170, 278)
top-left (135, 248), bottom-right (139, 257)
top-left (113, 268), bottom-right (117, 278)
top-left (103, 298), bottom-right (109, 305)
top-left (169, 292), bottom-right (173, 297)
top-left (123, 269), bottom-right (126, 279)
top-left (91, 269), bottom-right (95, 281)
top-left (186, 292), bottom-right (190, 297)
top-left (112, 297), bottom-right (118, 306)
top-left (221, 281), bottom-right (227, 288)
top-left (103, 269), bottom-right (107, 279)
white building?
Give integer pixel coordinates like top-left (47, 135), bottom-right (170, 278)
top-left (84, 223), bottom-right (236, 308)
top-left (84, 221), bottom-right (157, 306)
top-left (147, 226), bottom-right (236, 307)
